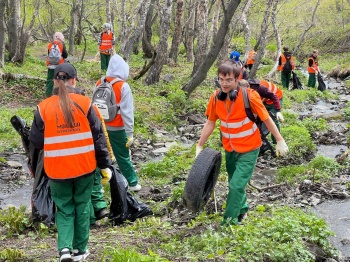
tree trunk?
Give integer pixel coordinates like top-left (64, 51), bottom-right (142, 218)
top-left (169, 0), bottom-right (183, 63)
top-left (145, 0), bottom-right (173, 85)
top-left (208, 0), bottom-right (221, 45)
top-left (69, 0), bottom-right (77, 54)
top-left (106, 0), bottom-right (112, 24)
top-left (184, 0), bottom-right (197, 62)
top-left (249, 0), bottom-right (274, 79)
top-left (192, 0), bottom-right (209, 76)
top-left (142, 0), bottom-right (157, 58)
top-left (118, 0), bottom-right (127, 42)
top-left (182, 0), bottom-right (242, 96)
top-left (7, 0), bottom-right (20, 60)
top-left (0, 0), bottom-right (6, 67)
top-left (121, 0), bottom-right (151, 62)
top-left (11, 0), bottom-right (40, 64)
top-left (241, 0), bottom-right (253, 62)
top-left (74, 0), bottom-right (84, 45)
top-left (265, 0), bottom-right (281, 80)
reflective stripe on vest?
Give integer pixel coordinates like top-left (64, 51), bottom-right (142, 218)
top-left (214, 89), bottom-right (262, 153)
top-left (38, 94), bottom-right (97, 179)
top-left (260, 80), bottom-right (283, 104)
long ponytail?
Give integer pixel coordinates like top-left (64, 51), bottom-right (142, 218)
top-left (58, 79), bottom-right (75, 128)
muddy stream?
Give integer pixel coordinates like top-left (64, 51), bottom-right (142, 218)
top-left (0, 76), bottom-right (349, 260)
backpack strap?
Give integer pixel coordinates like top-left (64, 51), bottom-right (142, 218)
top-left (241, 87), bottom-right (256, 123)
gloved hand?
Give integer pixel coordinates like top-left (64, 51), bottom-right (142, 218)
top-left (276, 140), bottom-right (288, 157)
top-left (100, 168), bottom-right (112, 186)
top-left (276, 112), bottom-right (284, 122)
top-left (196, 145), bottom-right (203, 158)
top-left (126, 136), bottom-right (134, 148)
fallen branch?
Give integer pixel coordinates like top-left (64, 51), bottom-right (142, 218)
top-left (249, 181), bottom-right (286, 192)
top-left (1, 72), bottom-right (46, 82)
top-left (132, 51), bottom-right (157, 80)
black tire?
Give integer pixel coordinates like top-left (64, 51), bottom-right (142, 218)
top-left (183, 148), bottom-right (222, 212)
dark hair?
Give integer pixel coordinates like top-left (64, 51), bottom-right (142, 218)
top-left (217, 59), bottom-right (241, 79)
top-left (57, 76), bottom-right (75, 128)
top-left (283, 46), bottom-right (289, 52)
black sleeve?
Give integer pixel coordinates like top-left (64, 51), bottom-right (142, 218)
top-left (86, 106), bottom-right (112, 169)
top-left (278, 56), bottom-right (282, 66)
top-left (242, 69), bottom-right (249, 80)
top-left (29, 109), bottom-right (44, 149)
top-left (62, 43), bottom-right (68, 59)
top-left (308, 58), bottom-right (313, 67)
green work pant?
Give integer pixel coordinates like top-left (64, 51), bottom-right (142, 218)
top-left (222, 148), bottom-right (259, 225)
top-left (46, 69), bottom-right (55, 97)
top-left (264, 98), bottom-right (283, 144)
top-left (100, 53), bottom-right (111, 71)
top-left (89, 169), bottom-right (107, 225)
top-left (281, 71), bottom-right (291, 89)
top-left (107, 129), bottom-right (138, 186)
top-left (308, 73), bottom-right (316, 88)
top-left (50, 174), bottom-right (94, 253)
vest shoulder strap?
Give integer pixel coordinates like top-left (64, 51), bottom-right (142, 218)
top-left (242, 87), bottom-right (256, 123)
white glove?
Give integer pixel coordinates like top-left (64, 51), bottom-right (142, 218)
top-left (196, 145), bottom-right (203, 158)
top-left (100, 168), bottom-right (112, 185)
top-left (126, 136), bottom-right (134, 148)
top-left (276, 112), bottom-right (284, 122)
top-left (276, 140), bottom-right (288, 157)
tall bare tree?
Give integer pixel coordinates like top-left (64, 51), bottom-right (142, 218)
top-left (0, 0), bottom-right (6, 68)
top-left (169, 0), bottom-right (183, 63)
top-left (145, 0), bottom-right (173, 85)
top-left (241, 0), bottom-right (253, 61)
top-left (249, 0), bottom-right (274, 79)
top-left (184, 0), bottom-right (197, 62)
top-left (7, 0), bottom-right (20, 60)
top-left (192, 0), bottom-right (209, 76)
top-left (68, 0), bottom-right (78, 54)
top-left (120, 0), bottom-right (151, 61)
top-left (106, 0), bottom-right (112, 24)
top-left (142, 0), bottom-right (157, 58)
top-left (265, 0), bottom-right (281, 79)
top-left (182, 0), bottom-right (242, 96)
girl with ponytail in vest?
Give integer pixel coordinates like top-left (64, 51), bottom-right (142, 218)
top-left (196, 60), bottom-right (289, 226)
top-left (29, 63), bottom-right (112, 262)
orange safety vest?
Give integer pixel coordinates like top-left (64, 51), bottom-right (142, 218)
top-left (246, 50), bottom-right (256, 65)
top-left (259, 80), bottom-right (283, 105)
top-left (278, 53), bottom-right (295, 71)
top-left (99, 32), bottom-right (114, 54)
top-left (214, 89), bottom-right (262, 153)
top-left (307, 56), bottom-right (318, 73)
top-left (46, 40), bottom-right (65, 66)
top-left (38, 94), bottom-right (97, 179)
top-left (95, 77), bottom-right (124, 127)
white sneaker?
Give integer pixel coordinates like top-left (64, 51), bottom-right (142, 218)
top-left (59, 248), bottom-right (73, 262)
top-left (129, 184), bottom-right (141, 191)
top-left (73, 249), bottom-right (90, 262)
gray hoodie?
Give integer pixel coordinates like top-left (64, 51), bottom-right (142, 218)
top-left (106, 54), bottom-right (134, 137)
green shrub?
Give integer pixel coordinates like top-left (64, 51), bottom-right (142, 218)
top-left (0, 206), bottom-right (32, 237)
top-left (281, 126), bottom-right (316, 158)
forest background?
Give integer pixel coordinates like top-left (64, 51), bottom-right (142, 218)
top-left (1, 0), bottom-right (350, 261)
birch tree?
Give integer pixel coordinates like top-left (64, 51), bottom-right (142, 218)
top-left (184, 0), bottom-right (197, 62)
top-left (7, 0), bottom-right (20, 60)
top-left (145, 0), bottom-right (173, 85)
top-left (142, 0), bottom-right (157, 58)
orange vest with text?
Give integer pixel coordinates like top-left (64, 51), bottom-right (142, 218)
top-left (95, 77), bottom-right (124, 127)
top-left (38, 94), bottom-right (97, 179)
top-left (259, 80), bottom-right (283, 105)
top-left (214, 89), bottom-right (262, 153)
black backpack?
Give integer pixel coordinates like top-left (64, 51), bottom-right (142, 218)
top-left (282, 55), bottom-right (293, 73)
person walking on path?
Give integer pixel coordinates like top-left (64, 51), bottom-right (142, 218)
top-left (45, 32), bottom-right (68, 97)
top-left (278, 46), bottom-right (295, 88)
top-left (196, 60), bottom-right (288, 226)
top-left (95, 54), bottom-right (141, 192)
top-left (247, 79), bottom-right (284, 144)
top-left (98, 23), bottom-right (116, 72)
top-left (29, 63), bottom-right (112, 262)
top-left (307, 50), bottom-right (319, 88)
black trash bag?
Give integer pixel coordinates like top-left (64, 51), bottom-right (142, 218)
top-left (108, 165), bottom-right (152, 225)
top-left (256, 112), bottom-right (276, 157)
top-left (10, 115), bottom-right (31, 155)
top-left (318, 73), bottom-right (327, 91)
top-left (10, 115), bottom-right (56, 226)
top-left (31, 151), bottom-right (55, 227)
top-left (292, 71), bottom-right (303, 90)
